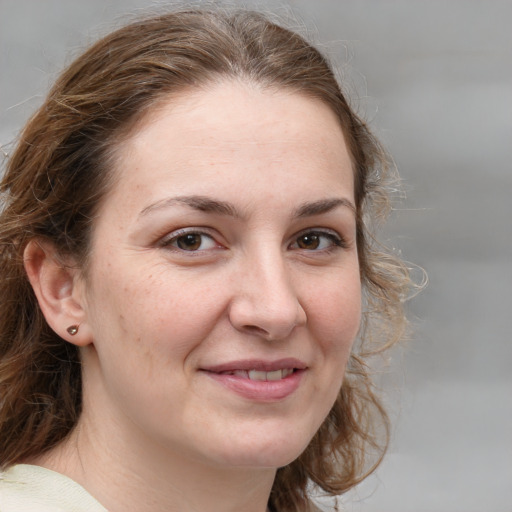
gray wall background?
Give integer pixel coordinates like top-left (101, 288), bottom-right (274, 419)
top-left (1, 1), bottom-right (511, 511)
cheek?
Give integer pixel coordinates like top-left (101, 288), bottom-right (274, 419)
top-left (308, 272), bottom-right (362, 353)
top-left (88, 264), bottom-right (227, 358)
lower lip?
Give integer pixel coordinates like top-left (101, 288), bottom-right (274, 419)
top-left (203, 370), bottom-right (304, 402)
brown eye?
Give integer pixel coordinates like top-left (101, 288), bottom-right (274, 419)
top-left (296, 233), bottom-right (320, 250)
top-left (290, 230), bottom-right (345, 252)
top-left (176, 234), bottom-right (203, 251)
top-left (162, 231), bottom-right (219, 252)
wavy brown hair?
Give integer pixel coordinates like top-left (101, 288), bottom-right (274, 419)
top-left (0, 7), bottom-right (412, 512)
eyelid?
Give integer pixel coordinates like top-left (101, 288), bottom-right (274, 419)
top-left (158, 227), bottom-right (223, 251)
top-left (289, 228), bottom-right (348, 250)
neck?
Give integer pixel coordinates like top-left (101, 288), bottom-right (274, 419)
top-left (33, 413), bottom-right (276, 512)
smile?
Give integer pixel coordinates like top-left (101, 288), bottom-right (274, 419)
top-left (202, 359), bottom-right (306, 401)
top-left (218, 369), bottom-right (295, 381)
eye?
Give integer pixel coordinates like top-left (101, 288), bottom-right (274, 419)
top-left (290, 230), bottom-right (345, 251)
top-left (161, 230), bottom-right (219, 252)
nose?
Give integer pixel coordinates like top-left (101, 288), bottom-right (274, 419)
top-left (228, 250), bottom-right (307, 341)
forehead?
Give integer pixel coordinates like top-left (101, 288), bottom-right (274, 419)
top-left (107, 81), bottom-right (354, 209)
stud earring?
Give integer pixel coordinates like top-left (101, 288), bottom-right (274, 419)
top-left (66, 325), bottom-right (79, 336)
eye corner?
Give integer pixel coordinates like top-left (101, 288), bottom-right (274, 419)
top-left (158, 228), bottom-right (225, 254)
top-left (289, 228), bottom-right (349, 253)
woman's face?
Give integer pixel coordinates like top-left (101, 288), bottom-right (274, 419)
top-left (77, 81), bottom-right (361, 469)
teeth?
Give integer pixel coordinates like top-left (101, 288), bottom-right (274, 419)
top-left (218, 369), bottom-right (295, 380)
top-left (248, 370), bottom-right (268, 381)
top-left (266, 370), bottom-right (283, 381)
top-left (246, 369), bottom-right (294, 381)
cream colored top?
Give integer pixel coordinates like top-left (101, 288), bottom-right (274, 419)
top-left (0, 464), bottom-right (107, 512)
top-left (0, 464), bottom-right (325, 511)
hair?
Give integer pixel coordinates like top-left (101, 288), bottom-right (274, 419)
top-left (0, 7), bottom-right (413, 512)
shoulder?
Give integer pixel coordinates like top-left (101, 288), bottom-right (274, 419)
top-left (0, 464), bottom-right (108, 512)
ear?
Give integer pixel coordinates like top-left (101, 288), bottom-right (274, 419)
top-left (23, 239), bottom-right (93, 347)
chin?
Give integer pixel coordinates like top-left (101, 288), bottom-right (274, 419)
top-left (210, 431), bottom-right (312, 469)
top-left (222, 450), bottom-right (302, 469)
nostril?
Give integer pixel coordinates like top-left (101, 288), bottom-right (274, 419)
top-left (228, 291), bottom-right (304, 341)
top-left (242, 325), bottom-right (270, 338)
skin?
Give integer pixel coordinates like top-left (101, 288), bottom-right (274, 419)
top-left (26, 81), bottom-right (361, 512)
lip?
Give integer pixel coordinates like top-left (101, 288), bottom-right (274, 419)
top-left (200, 358), bottom-right (307, 402)
top-left (202, 358), bottom-right (307, 373)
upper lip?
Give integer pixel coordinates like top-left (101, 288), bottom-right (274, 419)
top-left (201, 358), bottom-right (307, 373)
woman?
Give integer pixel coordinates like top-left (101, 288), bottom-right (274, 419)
top-left (0, 7), bottom-right (411, 512)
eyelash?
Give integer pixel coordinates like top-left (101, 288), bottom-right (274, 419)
top-left (159, 228), bottom-right (220, 252)
top-left (159, 227), bottom-right (347, 254)
top-left (289, 229), bottom-right (348, 252)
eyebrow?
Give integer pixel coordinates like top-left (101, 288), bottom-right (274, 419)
top-left (294, 198), bottom-right (356, 218)
top-left (138, 195), bottom-right (355, 219)
top-left (139, 195), bottom-right (240, 218)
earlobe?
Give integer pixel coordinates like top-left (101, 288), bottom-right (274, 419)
top-left (23, 239), bottom-right (92, 347)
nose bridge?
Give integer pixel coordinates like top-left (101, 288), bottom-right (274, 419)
top-left (251, 245), bottom-right (294, 306)
top-left (229, 241), bottom-right (306, 340)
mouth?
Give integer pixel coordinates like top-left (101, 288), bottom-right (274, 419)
top-left (200, 359), bottom-right (306, 401)
top-left (216, 368), bottom-right (296, 381)
top-left (202, 358), bottom-right (306, 377)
